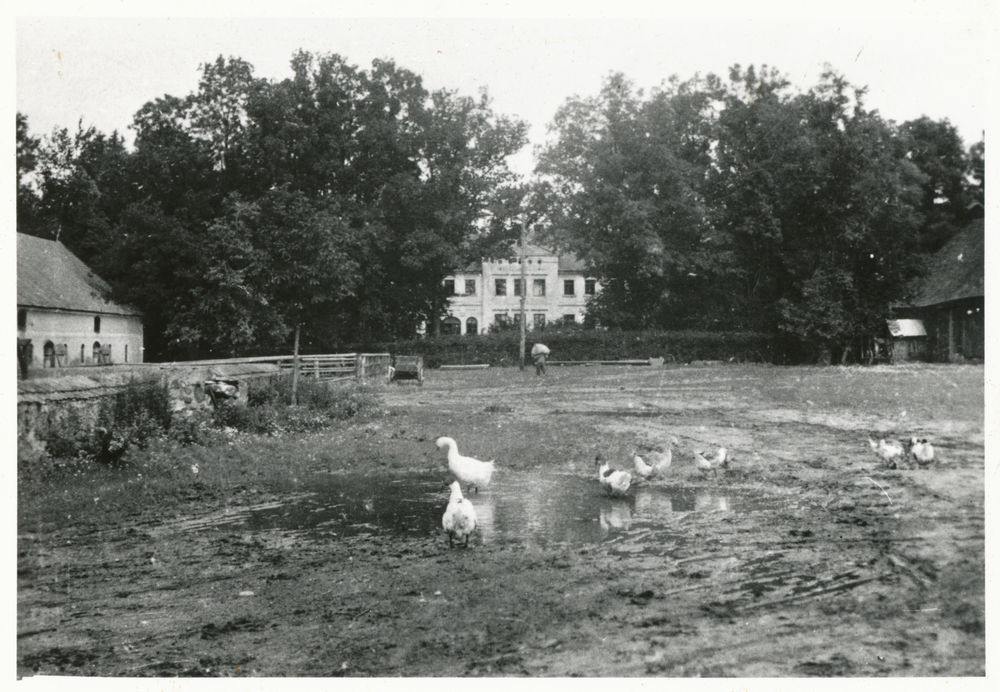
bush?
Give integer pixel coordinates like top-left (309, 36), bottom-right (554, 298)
top-left (28, 376), bottom-right (172, 467)
top-left (213, 378), bottom-right (383, 436)
top-left (335, 329), bottom-right (780, 368)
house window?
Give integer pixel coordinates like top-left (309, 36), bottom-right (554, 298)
top-left (17, 309), bottom-right (26, 331)
top-left (585, 279), bottom-right (597, 295)
top-left (441, 316), bottom-right (461, 335)
top-left (495, 279), bottom-right (507, 296)
top-left (533, 279), bottom-right (546, 297)
top-left (125, 344), bottom-right (128, 363)
top-left (563, 314), bottom-right (576, 324)
top-left (81, 344), bottom-right (85, 363)
top-left (495, 314), bottom-right (509, 328)
top-left (94, 316), bottom-right (101, 333)
top-left (513, 279), bottom-right (522, 296)
top-left (563, 280), bottom-right (575, 296)
top-left (466, 317), bottom-right (478, 335)
top-left (465, 279), bottom-right (476, 296)
top-left (43, 341), bottom-right (55, 368)
top-left (444, 279), bottom-right (455, 296)
top-left (534, 314), bottom-right (546, 329)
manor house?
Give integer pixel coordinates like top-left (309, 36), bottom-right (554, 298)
top-left (440, 241), bottom-right (600, 335)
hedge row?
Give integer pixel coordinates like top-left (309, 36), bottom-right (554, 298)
top-left (337, 329), bottom-right (782, 368)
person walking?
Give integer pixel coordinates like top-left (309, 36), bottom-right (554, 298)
top-left (531, 342), bottom-right (550, 376)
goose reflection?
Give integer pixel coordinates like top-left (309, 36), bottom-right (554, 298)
top-left (694, 493), bottom-right (730, 512)
top-left (599, 500), bottom-right (633, 532)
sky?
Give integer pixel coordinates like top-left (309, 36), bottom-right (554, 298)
top-left (13, 2), bottom-right (993, 180)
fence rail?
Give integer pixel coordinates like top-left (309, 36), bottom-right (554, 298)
top-left (152, 353), bottom-right (393, 382)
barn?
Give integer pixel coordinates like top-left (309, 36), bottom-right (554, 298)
top-left (896, 215), bottom-right (985, 362)
top-left (17, 233), bottom-right (144, 376)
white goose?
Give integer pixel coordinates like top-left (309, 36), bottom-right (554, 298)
top-left (909, 437), bottom-right (935, 466)
top-left (868, 436), bottom-right (904, 468)
top-left (596, 455), bottom-right (632, 497)
top-left (442, 481), bottom-right (477, 548)
top-left (436, 437), bottom-right (495, 494)
top-left (632, 451), bottom-right (656, 480)
top-left (632, 437), bottom-right (679, 480)
top-left (694, 447), bottom-right (728, 477)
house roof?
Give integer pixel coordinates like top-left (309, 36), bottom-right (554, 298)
top-left (558, 251), bottom-right (587, 272)
top-left (456, 241), bottom-right (591, 274)
top-left (909, 219), bottom-right (984, 308)
top-left (17, 233), bottom-right (141, 317)
top-left (887, 319), bottom-right (927, 338)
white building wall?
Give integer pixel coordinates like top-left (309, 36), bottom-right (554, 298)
top-left (18, 308), bottom-right (144, 367)
top-left (442, 246), bottom-right (599, 334)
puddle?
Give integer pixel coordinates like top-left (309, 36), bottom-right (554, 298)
top-left (171, 470), bottom-right (787, 549)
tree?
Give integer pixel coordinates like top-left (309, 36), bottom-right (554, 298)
top-left (900, 116), bottom-right (971, 252)
top-left (535, 72), bottom-right (719, 329)
top-left (708, 67), bottom-right (925, 360)
top-left (30, 122), bottom-right (133, 267)
top-left (16, 113), bottom-right (43, 235)
top-left (967, 137), bottom-right (984, 206)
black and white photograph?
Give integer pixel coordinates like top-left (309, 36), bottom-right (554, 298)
top-left (13, 1), bottom-right (991, 682)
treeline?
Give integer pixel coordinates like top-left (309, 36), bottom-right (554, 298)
top-left (531, 67), bottom-right (984, 360)
top-left (17, 53), bottom-right (529, 361)
top-left (17, 56), bottom-right (984, 363)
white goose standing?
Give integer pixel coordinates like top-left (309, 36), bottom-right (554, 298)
top-left (596, 454), bottom-right (632, 497)
top-left (909, 437), bottom-right (935, 466)
top-left (442, 481), bottom-right (477, 548)
top-left (694, 447), bottom-right (728, 478)
top-left (868, 436), bottom-right (904, 468)
top-left (436, 437), bottom-right (496, 494)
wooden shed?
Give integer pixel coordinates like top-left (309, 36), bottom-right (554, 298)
top-left (886, 319), bottom-right (928, 362)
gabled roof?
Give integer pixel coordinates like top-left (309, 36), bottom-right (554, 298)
top-left (17, 233), bottom-right (141, 316)
top-left (909, 219), bottom-right (984, 308)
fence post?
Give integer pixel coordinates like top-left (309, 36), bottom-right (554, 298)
top-left (291, 324), bottom-right (301, 406)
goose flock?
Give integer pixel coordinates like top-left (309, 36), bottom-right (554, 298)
top-left (869, 435), bottom-right (936, 469)
top-left (435, 430), bottom-right (937, 548)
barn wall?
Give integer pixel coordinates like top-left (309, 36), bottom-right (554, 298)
top-left (19, 308), bottom-right (144, 367)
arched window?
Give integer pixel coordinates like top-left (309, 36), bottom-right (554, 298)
top-left (93, 342), bottom-right (102, 364)
top-left (465, 317), bottom-right (478, 335)
top-left (94, 316), bottom-right (101, 333)
top-left (80, 344), bottom-right (85, 364)
top-left (43, 341), bottom-right (56, 368)
top-left (441, 316), bottom-right (461, 336)
top-left (124, 344), bottom-right (128, 363)
top-left (17, 309), bottom-right (26, 331)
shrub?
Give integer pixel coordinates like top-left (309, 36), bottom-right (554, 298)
top-left (29, 376), bottom-right (172, 466)
top-left (335, 329), bottom-right (780, 367)
top-left (213, 378), bottom-right (382, 436)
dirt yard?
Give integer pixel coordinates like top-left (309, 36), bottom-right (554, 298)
top-left (16, 363), bottom-right (986, 677)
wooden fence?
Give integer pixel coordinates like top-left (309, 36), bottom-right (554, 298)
top-left (154, 353), bottom-right (393, 383)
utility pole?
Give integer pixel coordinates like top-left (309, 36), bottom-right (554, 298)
top-left (519, 215), bottom-right (527, 371)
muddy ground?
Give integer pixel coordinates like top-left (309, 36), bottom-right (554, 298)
top-left (17, 364), bottom-right (986, 677)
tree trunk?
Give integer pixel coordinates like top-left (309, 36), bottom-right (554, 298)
top-left (291, 324), bottom-right (301, 407)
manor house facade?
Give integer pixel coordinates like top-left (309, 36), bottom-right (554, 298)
top-left (440, 242), bottom-right (600, 335)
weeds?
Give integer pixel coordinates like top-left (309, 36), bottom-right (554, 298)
top-left (19, 376), bottom-right (384, 507)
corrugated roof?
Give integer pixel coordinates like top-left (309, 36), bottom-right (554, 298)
top-left (17, 233), bottom-right (141, 316)
top-left (909, 219), bottom-right (984, 307)
top-left (887, 319), bottom-right (927, 338)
